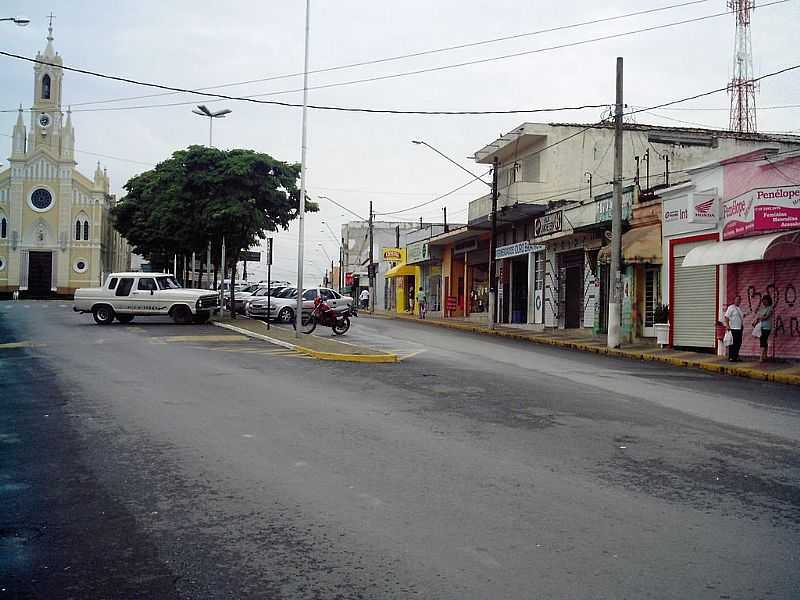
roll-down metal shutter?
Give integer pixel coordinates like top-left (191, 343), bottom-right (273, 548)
top-left (673, 244), bottom-right (716, 348)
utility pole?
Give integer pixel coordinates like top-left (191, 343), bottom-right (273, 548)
top-left (443, 206), bottom-right (448, 232)
top-left (608, 57), bottom-right (624, 349)
top-left (585, 171), bottom-right (593, 201)
top-left (294, 0), bottom-right (311, 337)
top-left (488, 155), bottom-right (499, 329)
top-left (644, 149), bottom-right (650, 189)
top-left (664, 154), bottom-right (670, 187)
top-left (206, 241), bottom-right (211, 289)
top-left (368, 200), bottom-right (374, 313)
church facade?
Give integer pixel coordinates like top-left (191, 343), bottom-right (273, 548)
top-left (0, 26), bottom-right (130, 297)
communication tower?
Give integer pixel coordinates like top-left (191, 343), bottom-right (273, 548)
top-left (727, 0), bottom-right (757, 133)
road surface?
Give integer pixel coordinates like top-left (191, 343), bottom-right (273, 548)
top-left (1, 301), bottom-right (798, 599)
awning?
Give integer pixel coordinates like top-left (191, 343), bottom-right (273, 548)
top-left (681, 231), bottom-right (800, 267)
top-left (598, 223), bottom-right (662, 264)
top-left (385, 264), bottom-right (417, 278)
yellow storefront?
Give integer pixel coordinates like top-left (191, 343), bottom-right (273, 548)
top-left (383, 247), bottom-right (421, 314)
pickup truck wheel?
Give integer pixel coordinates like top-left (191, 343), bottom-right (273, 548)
top-left (278, 307), bottom-right (294, 323)
top-left (116, 315), bottom-right (135, 324)
top-left (172, 305), bottom-right (193, 325)
top-left (92, 305), bottom-right (115, 325)
top-left (192, 311), bottom-right (211, 324)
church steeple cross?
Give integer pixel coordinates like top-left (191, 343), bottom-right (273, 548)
top-left (47, 12), bottom-right (55, 39)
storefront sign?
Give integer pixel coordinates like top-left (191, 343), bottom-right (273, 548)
top-left (688, 190), bottom-right (718, 224)
top-left (534, 211), bottom-right (563, 237)
top-left (722, 185), bottom-right (800, 240)
top-left (446, 296), bottom-right (458, 310)
top-left (345, 272), bottom-right (353, 286)
top-left (495, 240), bottom-right (545, 259)
top-left (662, 195), bottom-right (717, 237)
top-left (406, 241), bottom-right (429, 264)
top-left (382, 247), bottom-right (404, 261)
top-left (596, 189), bottom-right (633, 222)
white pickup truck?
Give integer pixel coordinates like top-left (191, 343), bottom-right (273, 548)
top-left (74, 272), bottom-right (220, 325)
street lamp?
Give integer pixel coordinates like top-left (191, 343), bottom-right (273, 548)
top-left (411, 139), bottom-right (499, 328)
top-left (0, 16), bottom-right (30, 26)
top-left (192, 104), bottom-right (232, 147)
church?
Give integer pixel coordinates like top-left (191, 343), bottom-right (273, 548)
top-left (0, 24), bottom-right (130, 297)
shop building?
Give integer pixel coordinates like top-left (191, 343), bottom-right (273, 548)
top-left (426, 226), bottom-right (491, 320)
top-left (662, 148), bottom-right (800, 359)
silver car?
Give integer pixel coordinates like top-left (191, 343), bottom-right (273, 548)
top-left (247, 288), bottom-right (353, 323)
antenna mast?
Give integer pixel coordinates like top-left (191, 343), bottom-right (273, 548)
top-left (727, 0), bottom-right (757, 133)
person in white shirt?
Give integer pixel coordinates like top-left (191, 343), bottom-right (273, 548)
top-left (723, 295), bottom-right (744, 362)
top-left (359, 288), bottom-right (370, 309)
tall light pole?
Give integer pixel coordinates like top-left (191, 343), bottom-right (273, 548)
top-left (295, 0), bottom-right (311, 337)
top-left (192, 105), bottom-right (232, 147)
top-left (0, 16), bottom-right (30, 26)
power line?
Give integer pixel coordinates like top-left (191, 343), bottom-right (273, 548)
top-left (1, 0), bottom-right (791, 116)
top-left (375, 170), bottom-right (492, 216)
top-left (61, 0), bottom-right (718, 110)
top-left (638, 103), bottom-right (800, 112)
top-left (0, 132), bottom-right (155, 166)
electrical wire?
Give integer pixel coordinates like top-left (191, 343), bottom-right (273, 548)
top-left (61, 0), bottom-right (719, 109)
top-left (375, 170), bottom-right (492, 215)
top-left (1, 0), bottom-right (792, 116)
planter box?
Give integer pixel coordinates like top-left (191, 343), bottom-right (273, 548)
top-left (654, 323), bottom-right (670, 347)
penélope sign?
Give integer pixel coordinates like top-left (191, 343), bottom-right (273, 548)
top-left (722, 185), bottom-right (800, 240)
top-left (382, 247), bottom-right (404, 261)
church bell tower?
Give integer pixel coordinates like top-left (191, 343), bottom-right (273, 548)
top-left (28, 16), bottom-right (65, 157)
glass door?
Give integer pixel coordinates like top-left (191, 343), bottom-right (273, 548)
top-left (643, 267), bottom-right (660, 337)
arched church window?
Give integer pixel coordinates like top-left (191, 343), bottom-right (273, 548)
top-left (42, 74), bottom-right (51, 100)
top-left (83, 220), bottom-right (90, 241)
top-left (0, 215), bottom-right (7, 239)
top-left (75, 219), bottom-right (81, 240)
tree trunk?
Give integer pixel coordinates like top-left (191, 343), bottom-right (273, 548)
top-left (229, 251), bottom-right (239, 320)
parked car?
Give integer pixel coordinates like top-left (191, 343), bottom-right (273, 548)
top-left (247, 287), bottom-right (353, 323)
top-left (74, 273), bottom-right (220, 325)
top-left (224, 282), bottom-right (267, 313)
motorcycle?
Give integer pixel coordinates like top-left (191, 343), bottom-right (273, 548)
top-left (294, 297), bottom-right (351, 335)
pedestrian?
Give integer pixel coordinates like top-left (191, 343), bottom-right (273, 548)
top-left (416, 286), bottom-right (427, 319)
top-left (752, 294), bottom-right (774, 362)
top-left (723, 295), bottom-right (744, 362)
top-left (359, 287), bottom-right (370, 310)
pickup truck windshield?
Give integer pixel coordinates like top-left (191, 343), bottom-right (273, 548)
top-left (156, 276), bottom-right (182, 290)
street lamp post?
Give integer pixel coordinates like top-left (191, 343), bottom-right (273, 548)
top-left (192, 105), bottom-right (232, 147)
top-left (1, 16), bottom-right (30, 26)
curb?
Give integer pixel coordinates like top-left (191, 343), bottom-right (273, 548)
top-left (365, 314), bottom-right (800, 386)
top-left (213, 321), bottom-right (398, 364)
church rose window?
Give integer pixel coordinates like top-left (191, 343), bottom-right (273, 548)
top-left (30, 188), bottom-right (53, 211)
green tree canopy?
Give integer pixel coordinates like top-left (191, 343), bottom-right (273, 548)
top-left (112, 145), bottom-right (317, 273)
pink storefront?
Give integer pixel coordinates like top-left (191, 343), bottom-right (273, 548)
top-left (681, 149), bottom-right (800, 359)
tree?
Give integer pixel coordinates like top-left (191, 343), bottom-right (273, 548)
top-left (112, 145), bottom-right (318, 292)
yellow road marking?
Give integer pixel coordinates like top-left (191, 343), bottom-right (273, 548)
top-left (0, 341), bottom-right (45, 349)
top-left (397, 349), bottom-right (426, 361)
top-left (154, 334), bottom-right (250, 343)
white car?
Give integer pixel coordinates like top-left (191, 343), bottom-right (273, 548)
top-left (74, 272), bottom-right (220, 325)
top-left (247, 287), bottom-right (353, 322)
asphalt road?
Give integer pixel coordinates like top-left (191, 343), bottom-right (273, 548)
top-left (1, 301), bottom-right (799, 599)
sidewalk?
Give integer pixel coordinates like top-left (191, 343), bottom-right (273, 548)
top-left (369, 311), bottom-right (800, 386)
top-left (213, 317), bottom-right (398, 363)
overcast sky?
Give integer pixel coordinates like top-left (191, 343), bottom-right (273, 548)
top-left (2, 0), bottom-right (798, 284)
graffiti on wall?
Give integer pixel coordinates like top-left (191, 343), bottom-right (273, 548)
top-left (727, 260), bottom-right (800, 358)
